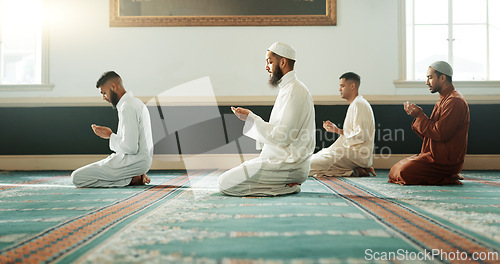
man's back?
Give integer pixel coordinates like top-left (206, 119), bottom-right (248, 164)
top-left (112, 92), bottom-right (154, 161)
top-left (342, 95), bottom-right (375, 151)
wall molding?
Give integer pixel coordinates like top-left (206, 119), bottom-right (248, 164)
top-left (1, 94), bottom-right (500, 108)
top-left (394, 80), bottom-right (500, 89)
top-left (1, 154), bottom-right (499, 171)
top-left (0, 84), bottom-right (54, 92)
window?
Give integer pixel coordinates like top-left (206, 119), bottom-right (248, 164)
top-left (0, 0), bottom-right (49, 87)
top-left (405, 0), bottom-right (500, 81)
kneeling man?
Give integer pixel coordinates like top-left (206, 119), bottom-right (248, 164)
top-left (389, 61), bottom-right (469, 185)
top-left (310, 72), bottom-right (376, 177)
top-left (71, 71), bottom-right (154, 187)
top-left (219, 42), bottom-right (316, 196)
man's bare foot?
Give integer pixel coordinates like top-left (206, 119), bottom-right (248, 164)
top-left (142, 174), bottom-right (151, 184)
top-left (129, 174), bottom-right (151, 186)
top-left (365, 167), bottom-right (376, 176)
top-left (356, 168), bottom-right (368, 177)
top-left (456, 173), bottom-right (464, 180)
top-left (356, 167), bottom-right (376, 177)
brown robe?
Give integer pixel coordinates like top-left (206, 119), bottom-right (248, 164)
top-left (389, 90), bottom-right (470, 185)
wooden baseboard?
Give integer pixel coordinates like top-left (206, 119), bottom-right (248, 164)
top-left (0, 154), bottom-right (499, 171)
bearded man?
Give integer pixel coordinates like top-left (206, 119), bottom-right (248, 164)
top-left (218, 42), bottom-right (316, 196)
top-left (71, 71), bottom-right (154, 187)
top-left (389, 61), bottom-right (470, 185)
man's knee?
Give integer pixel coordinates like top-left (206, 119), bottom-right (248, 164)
top-left (218, 172), bottom-right (234, 194)
top-left (398, 159), bottom-right (421, 176)
top-left (390, 158), bottom-right (428, 184)
top-left (71, 169), bottom-right (88, 188)
top-left (71, 170), bottom-right (81, 187)
top-left (218, 174), bottom-right (226, 192)
top-left (218, 170), bottom-right (250, 196)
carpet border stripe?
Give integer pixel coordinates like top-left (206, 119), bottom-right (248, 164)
top-left (463, 177), bottom-right (500, 187)
top-left (0, 175), bottom-right (68, 191)
top-left (315, 177), bottom-right (498, 264)
top-left (0, 170), bottom-right (208, 264)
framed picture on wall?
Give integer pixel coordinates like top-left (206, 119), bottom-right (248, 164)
top-left (110, 0), bottom-right (337, 27)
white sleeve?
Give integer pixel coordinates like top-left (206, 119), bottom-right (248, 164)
top-left (242, 88), bottom-right (305, 147)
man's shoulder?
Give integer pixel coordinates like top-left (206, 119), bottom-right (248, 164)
top-left (288, 81), bottom-right (312, 102)
top-left (444, 91), bottom-right (468, 107)
top-left (450, 90), bottom-right (467, 100)
top-left (121, 96), bottom-right (146, 111)
top-left (352, 96), bottom-right (373, 109)
top-left (288, 78), bottom-right (309, 92)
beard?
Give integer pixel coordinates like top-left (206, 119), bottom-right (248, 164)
top-left (269, 66), bottom-right (284, 87)
top-left (110, 90), bottom-right (119, 108)
top-left (429, 85), bottom-right (440, 94)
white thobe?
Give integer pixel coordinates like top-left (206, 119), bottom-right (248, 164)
top-left (310, 95), bottom-right (375, 177)
top-left (219, 71), bottom-right (316, 196)
top-left (71, 92), bottom-right (154, 187)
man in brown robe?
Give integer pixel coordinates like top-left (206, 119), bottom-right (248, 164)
top-left (389, 61), bottom-right (470, 185)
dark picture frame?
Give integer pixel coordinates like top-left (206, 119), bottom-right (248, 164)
top-left (110, 0), bottom-right (337, 27)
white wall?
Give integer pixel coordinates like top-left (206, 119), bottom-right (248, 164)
top-left (3, 0), bottom-right (401, 98)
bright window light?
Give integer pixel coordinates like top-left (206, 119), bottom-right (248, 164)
top-left (0, 0), bottom-right (43, 84)
top-left (406, 0), bottom-right (500, 81)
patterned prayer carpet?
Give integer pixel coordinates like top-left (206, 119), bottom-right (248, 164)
top-left (0, 170), bottom-right (498, 263)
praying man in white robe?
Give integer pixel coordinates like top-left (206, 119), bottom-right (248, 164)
top-left (310, 72), bottom-right (376, 177)
top-left (218, 42), bottom-right (316, 196)
top-left (71, 71), bottom-right (154, 187)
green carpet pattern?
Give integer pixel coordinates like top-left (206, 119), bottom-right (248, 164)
top-left (0, 170), bottom-right (498, 263)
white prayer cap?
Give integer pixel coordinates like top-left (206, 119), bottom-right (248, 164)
top-left (268, 42), bottom-right (296, 60)
top-left (430, 61), bottom-right (453, 76)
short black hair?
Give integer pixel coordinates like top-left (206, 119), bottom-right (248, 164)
top-left (96, 71), bottom-right (121, 88)
top-left (434, 70), bottom-right (453, 84)
top-left (270, 52), bottom-right (296, 69)
top-left (340, 72), bottom-right (361, 86)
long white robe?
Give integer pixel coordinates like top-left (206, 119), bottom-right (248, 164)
top-left (310, 95), bottom-right (375, 177)
top-left (71, 92), bottom-right (154, 187)
top-left (219, 71), bottom-right (316, 196)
